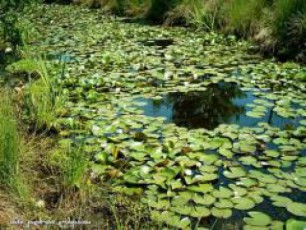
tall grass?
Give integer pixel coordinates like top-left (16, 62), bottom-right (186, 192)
top-left (62, 144), bottom-right (88, 190)
top-left (222, 0), bottom-right (267, 37)
top-left (24, 58), bottom-right (64, 131)
top-left (165, 0), bottom-right (219, 30)
top-left (0, 90), bottom-right (19, 188)
top-left (272, 0), bottom-right (306, 55)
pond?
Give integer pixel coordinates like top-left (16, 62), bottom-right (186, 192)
top-left (21, 4), bottom-right (306, 229)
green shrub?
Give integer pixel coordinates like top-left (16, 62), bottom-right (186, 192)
top-left (0, 90), bottom-right (19, 188)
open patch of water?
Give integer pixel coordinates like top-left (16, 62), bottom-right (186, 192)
top-left (134, 82), bottom-right (300, 130)
top-left (139, 39), bottom-right (174, 49)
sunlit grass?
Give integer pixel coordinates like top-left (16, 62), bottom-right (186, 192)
top-left (24, 58), bottom-right (64, 131)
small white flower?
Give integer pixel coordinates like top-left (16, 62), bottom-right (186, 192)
top-left (5, 47), bottom-right (12, 53)
top-left (140, 166), bottom-right (150, 174)
top-left (164, 71), bottom-right (173, 80)
top-left (115, 88), bottom-right (121, 93)
top-left (184, 82), bottom-right (189, 86)
top-left (92, 125), bottom-right (100, 135)
top-left (116, 128), bottom-right (123, 134)
top-left (185, 169), bottom-right (193, 176)
top-left (100, 142), bottom-right (107, 148)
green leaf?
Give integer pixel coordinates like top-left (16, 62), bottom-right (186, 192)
top-left (287, 202), bottom-right (306, 217)
top-left (286, 219), bottom-right (306, 230)
top-left (190, 206), bottom-right (210, 218)
top-left (211, 207), bottom-right (232, 218)
top-left (244, 211), bottom-right (271, 227)
top-left (232, 197), bottom-right (255, 210)
top-left (224, 167), bottom-right (246, 179)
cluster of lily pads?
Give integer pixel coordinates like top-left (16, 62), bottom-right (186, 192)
top-left (20, 4), bottom-right (306, 229)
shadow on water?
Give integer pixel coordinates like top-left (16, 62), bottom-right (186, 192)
top-left (134, 82), bottom-right (300, 130)
top-left (139, 39), bottom-right (174, 49)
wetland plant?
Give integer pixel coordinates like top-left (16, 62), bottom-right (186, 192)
top-left (62, 144), bottom-right (88, 190)
top-left (0, 90), bottom-right (19, 189)
top-left (24, 58), bottom-right (64, 132)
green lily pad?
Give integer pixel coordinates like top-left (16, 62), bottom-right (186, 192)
top-left (287, 202), bottom-right (306, 217)
top-left (244, 211), bottom-right (272, 227)
top-left (211, 207), bottom-right (232, 219)
top-left (224, 167), bottom-right (246, 179)
top-left (232, 197), bottom-right (256, 210)
top-left (286, 219), bottom-right (306, 230)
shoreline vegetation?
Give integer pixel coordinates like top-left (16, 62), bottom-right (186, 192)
top-left (0, 0), bottom-right (306, 229)
top-left (69, 0), bottom-right (306, 63)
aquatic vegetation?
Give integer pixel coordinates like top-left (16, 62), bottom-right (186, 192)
top-left (71, 0), bottom-right (305, 60)
top-left (9, 3), bottom-right (306, 229)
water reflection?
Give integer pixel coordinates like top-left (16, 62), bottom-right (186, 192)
top-left (137, 82), bottom-right (247, 129)
top-left (169, 82), bottom-right (246, 129)
top-left (135, 82), bottom-right (300, 130)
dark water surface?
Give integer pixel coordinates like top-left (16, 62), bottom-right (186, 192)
top-left (134, 82), bottom-right (300, 130)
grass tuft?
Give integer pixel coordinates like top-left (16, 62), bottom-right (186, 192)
top-left (0, 90), bottom-right (19, 188)
top-left (24, 58), bottom-right (64, 132)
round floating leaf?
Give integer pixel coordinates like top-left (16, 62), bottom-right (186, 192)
top-left (286, 219), bottom-right (306, 230)
top-left (215, 199), bottom-right (233, 209)
top-left (193, 194), bottom-right (216, 206)
top-left (211, 207), bottom-right (232, 219)
top-left (212, 187), bottom-right (233, 199)
top-left (244, 211), bottom-right (271, 227)
top-left (187, 184), bottom-right (214, 193)
top-left (232, 197), bottom-right (256, 210)
top-left (170, 205), bottom-right (192, 216)
top-left (271, 221), bottom-right (284, 230)
top-left (287, 202), bottom-right (306, 217)
top-left (224, 167), bottom-right (246, 179)
top-left (190, 206), bottom-right (210, 218)
top-left (238, 178), bottom-right (258, 188)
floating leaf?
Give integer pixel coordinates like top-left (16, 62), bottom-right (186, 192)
top-left (244, 211), bottom-right (271, 227)
top-left (232, 197), bottom-right (255, 210)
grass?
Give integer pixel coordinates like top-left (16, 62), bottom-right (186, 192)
top-left (272, 0), bottom-right (306, 57)
top-left (62, 144), bottom-right (88, 190)
top-left (165, 0), bottom-right (219, 30)
top-left (222, 0), bottom-right (267, 37)
top-left (23, 58), bottom-right (64, 132)
top-left (0, 90), bottom-right (19, 188)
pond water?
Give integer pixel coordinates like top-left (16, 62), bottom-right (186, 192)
top-left (134, 82), bottom-right (301, 130)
